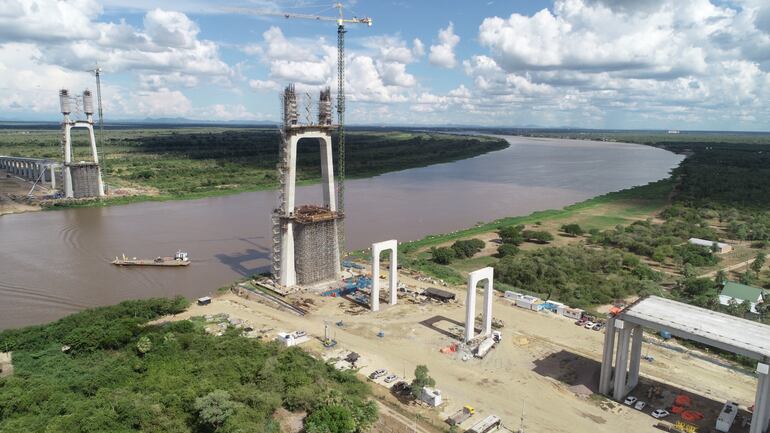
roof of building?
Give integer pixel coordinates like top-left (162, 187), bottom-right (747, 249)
top-left (721, 281), bottom-right (766, 302)
top-left (423, 287), bottom-right (455, 300)
top-left (618, 296), bottom-right (770, 360)
top-left (688, 238), bottom-right (729, 249)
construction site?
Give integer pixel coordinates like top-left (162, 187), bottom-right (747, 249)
top-left (0, 76), bottom-right (106, 215)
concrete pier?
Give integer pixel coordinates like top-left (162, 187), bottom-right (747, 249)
top-left (371, 239), bottom-right (398, 312)
top-left (0, 156), bottom-right (59, 189)
top-left (464, 267), bottom-right (494, 342)
top-left (600, 296), bottom-right (770, 433)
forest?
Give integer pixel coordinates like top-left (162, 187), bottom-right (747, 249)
top-left (0, 298), bottom-right (376, 433)
top-left (0, 127), bottom-right (508, 199)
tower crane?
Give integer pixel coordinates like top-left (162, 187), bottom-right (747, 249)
top-left (87, 64), bottom-right (106, 175)
top-left (230, 3), bottom-right (372, 254)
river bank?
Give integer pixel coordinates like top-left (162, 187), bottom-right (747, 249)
top-left (0, 129), bottom-right (508, 215)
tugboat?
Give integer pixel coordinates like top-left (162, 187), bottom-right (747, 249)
top-left (112, 250), bottom-right (191, 267)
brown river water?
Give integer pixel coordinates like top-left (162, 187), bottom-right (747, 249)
top-left (0, 136), bottom-right (683, 329)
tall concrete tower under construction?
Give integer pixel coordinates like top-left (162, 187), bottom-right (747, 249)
top-left (271, 85), bottom-right (342, 287)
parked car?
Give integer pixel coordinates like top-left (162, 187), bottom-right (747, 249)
top-left (369, 369), bottom-right (387, 379)
top-left (575, 317), bottom-right (588, 326)
top-left (384, 374), bottom-right (398, 383)
top-left (634, 401), bottom-right (647, 411)
top-left (391, 381), bottom-right (412, 395)
top-left (624, 396), bottom-right (638, 406)
top-left (651, 409), bottom-right (670, 419)
top-left (592, 322), bottom-right (604, 331)
top-left (584, 321), bottom-right (595, 329)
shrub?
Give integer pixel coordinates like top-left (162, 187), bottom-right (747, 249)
top-left (430, 247), bottom-right (456, 265)
top-left (451, 239), bottom-right (485, 258)
top-left (561, 223), bottom-right (584, 236)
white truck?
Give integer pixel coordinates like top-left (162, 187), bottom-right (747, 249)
top-left (466, 415), bottom-right (501, 433)
top-left (474, 331), bottom-right (502, 359)
top-left (715, 401), bottom-right (739, 433)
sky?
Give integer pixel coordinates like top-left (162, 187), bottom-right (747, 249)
top-left (0, 0), bottom-right (769, 130)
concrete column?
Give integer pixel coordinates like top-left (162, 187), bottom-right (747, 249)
top-left (319, 136), bottom-right (337, 211)
top-left (751, 363), bottom-right (770, 433)
top-left (599, 317), bottom-right (617, 395)
top-left (49, 165), bottom-right (56, 189)
top-left (464, 277), bottom-right (477, 343)
top-left (63, 123), bottom-right (74, 198)
top-left (465, 267), bottom-right (494, 342)
top-left (371, 240), bottom-right (398, 312)
top-left (627, 325), bottom-right (644, 390)
top-left (613, 321), bottom-right (632, 401)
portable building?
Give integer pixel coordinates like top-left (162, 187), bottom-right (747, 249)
top-left (420, 387), bottom-right (442, 407)
top-left (515, 295), bottom-right (544, 311)
top-left (504, 291), bottom-right (524, 301)
top-left (197, 296), bottom-right (212, 306)
top-left (543, 300), bottom-right (566, 313)
top-left (559, 306), bottom-right (584, 320)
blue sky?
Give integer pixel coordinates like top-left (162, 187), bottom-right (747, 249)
top-left (1, 0), bottom-right (769, 130)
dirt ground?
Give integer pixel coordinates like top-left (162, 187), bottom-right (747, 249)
top-left (0, 170), bottom-right (44, 216)
top-left (159, 269), bottom-right (760, 433)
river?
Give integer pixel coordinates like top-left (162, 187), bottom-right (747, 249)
top-left (0, 136), bottom-right (683, 329)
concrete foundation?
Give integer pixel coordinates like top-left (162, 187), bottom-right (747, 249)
top-left (464, 267), bottom-right (494, 342)
top-left (371, 239), bottom-right (398, 312)
top-left (70, 163), bottom-right (103, 199)
top-left (294, 219), bottom-right (340, 285)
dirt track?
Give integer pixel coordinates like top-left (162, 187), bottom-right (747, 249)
top-left (164, 276), bottom-right (758, 433)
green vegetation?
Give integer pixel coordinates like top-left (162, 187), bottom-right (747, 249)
top-left (409, 365), bottom-right (435, 400)
top-left (429, 239), bottom-right (485, 264)
top-left (561, 223), bottom-right (584, 237)
top-left (495, 246), bottom-right (662, 308)
top-left (0, 127), bottom-right (507, 205)
top-left (0, 298), bottom-right (376, 433)
top-left (401, 131), bottom-right (770, 324)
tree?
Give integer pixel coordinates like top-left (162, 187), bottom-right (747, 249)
top-left (451, 239), bottom-right (485, 258)
top-left (561, 223), bottom-right (584, 237)
top-left (305, 405), bottom-right (356, 433)
top-left (430, 247), bottom-right (455, 265)
top-left (195, 390), bottom-right (238, 430)
top-left (410, 365), bottom-right (436, 399)
top-left (751, 252), bottom-right (766, 274)
top-left (496, 243), bottom-right (520, 258)
top-left (522, 230), bottom-right (554, 244)
top-left (498, 225), bottom-right (525, 245)
top-left (714, 269), bottom-right (727, 285)
top-left (136, 336), bottom-right (152, 356)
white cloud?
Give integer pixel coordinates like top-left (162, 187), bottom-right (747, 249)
top-left (429, 22), bottom-right (460, 68)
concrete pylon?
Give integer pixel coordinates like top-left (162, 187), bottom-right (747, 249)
top-left (464, 267), bottom-right (494, 343)
top-left (371, 239), bottom-right (398, 312)
top-left (751, 363), bottom-right (770, 433)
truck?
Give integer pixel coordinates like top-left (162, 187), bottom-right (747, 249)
top-left (475, 337), bottom-right (496, 359)
top-left (446, 406), bottom-right (475, 426)
top-left (715, 401), bottom-right (739, 432)
top-left (466, 415), bottom-right (501, 433)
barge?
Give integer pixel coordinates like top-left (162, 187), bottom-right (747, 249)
top-left (112, 250), bottom-right (190, 267)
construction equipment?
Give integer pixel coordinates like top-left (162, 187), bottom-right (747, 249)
top-left (466, 415), bottom-right (502, 433)
top-left (87, 64), bottom-right (106, 184)
top-left (228, 3), bottom-right (372, 259)
top-left (446, 405), bottom-right (475, 426)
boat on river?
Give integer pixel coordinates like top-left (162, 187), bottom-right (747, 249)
top-left (112, 250), bottom-right (190, 267)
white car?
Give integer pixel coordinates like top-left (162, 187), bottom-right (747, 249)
top-left (634, 401), bottom-right (647, 411)
top-left (369, 369), bottom-right (387, 379)
top-left (584, 321), bottom-right (595, 329)
top-left (651, 409), bottom-right (670, 419)
top-left (624, 396), bottom-right (638, 406)
top-left (384, 374), bottom-right (398, 383)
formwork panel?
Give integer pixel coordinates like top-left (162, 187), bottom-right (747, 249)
top-left (70, 164), bottom-right (101, 198)
top-left (293, 219), bottom-right (340, 285)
